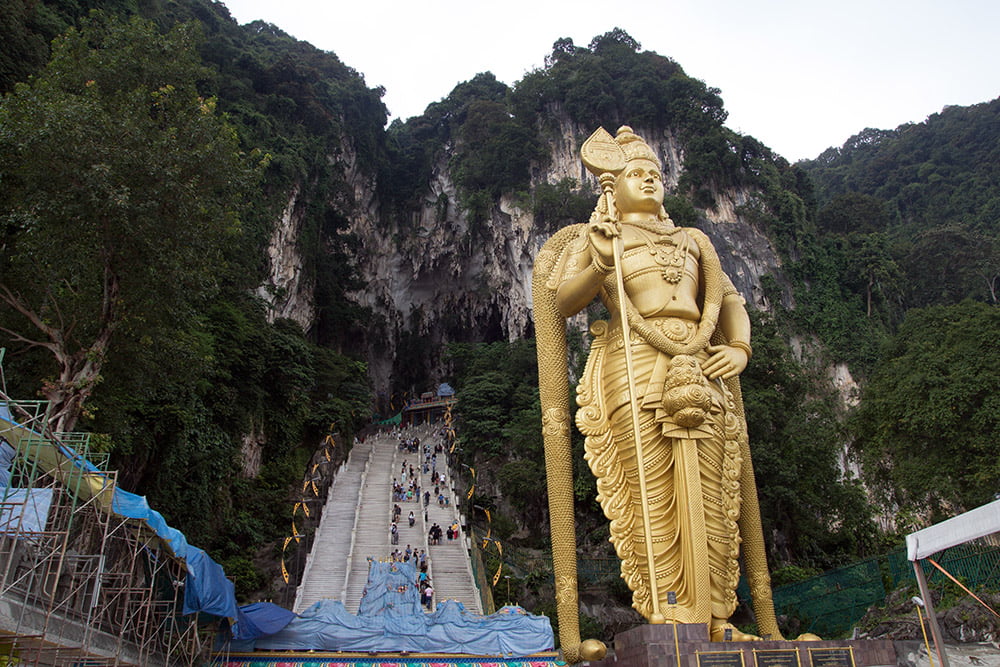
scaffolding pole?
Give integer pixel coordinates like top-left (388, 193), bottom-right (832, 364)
top-left (1, 396), bottom-right (208, 666)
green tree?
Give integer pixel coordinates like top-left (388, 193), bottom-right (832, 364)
top-left (0, 0), bottom-right (55, 93)
top-left (0, 13), bottom-right (261, 431)
top-left (527, 178), bottom-right (595, 232)
top-left (588, 27), bottom-right (641, 54)
top-left (901, 226), bottom-right (998, 308)
top-left (854, 301), bottom-right (1000, 523)
top-left (456, 370), bottom-right (514, 457)
top-left (844, 232), bottom-right (902, 319)
top-left (741, 311), bottom-right (876, 566)
top-left (816, 193), bottom-right (891, 236)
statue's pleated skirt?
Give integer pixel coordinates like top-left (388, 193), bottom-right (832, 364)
top-left (582, 335), bottom-right (742, 623)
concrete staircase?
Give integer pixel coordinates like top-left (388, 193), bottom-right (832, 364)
top-left (341, 432), bottom-right (396, 611)
top-left (293, 437), bottom-right (374, 612)
top-left (294, 424), bottom-right (483, 615)
top-left (420, 443), bottom-right (483, 613)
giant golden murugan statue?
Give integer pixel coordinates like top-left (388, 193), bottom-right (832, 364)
top-left (533, 126), bottom-right (783, 662)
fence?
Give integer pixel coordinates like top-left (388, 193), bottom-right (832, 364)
top-left (749, 539), bottom-right (1000, 638)
top-left (468, 529), bottom-right (497, 615)
top-left (577, 540), bottom-right (1000, 639)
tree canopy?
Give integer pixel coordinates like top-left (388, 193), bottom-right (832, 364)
top-left (0, 13), bottom-right (262, 431)
top-left (0, 10), bottom-right (374, 589)
top-left (854, 300), bottom-right (1000, 524)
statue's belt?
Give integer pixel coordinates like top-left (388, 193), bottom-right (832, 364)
top-left (603, 316), bottom-right (698, 349)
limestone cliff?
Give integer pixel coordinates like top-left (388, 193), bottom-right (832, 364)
top-left (257, 117), bottom-right (790, 392)
top-left (256, 184), bottom-right (315, 329)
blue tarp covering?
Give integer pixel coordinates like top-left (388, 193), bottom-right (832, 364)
top-left (0, 439), bottom-right (16, 487)
top-left (111, 488), bottom-right (191, 558)
top-left (1, 403), bottom-right (239, 621)
top-left (224, 561), bottom-right (554, 656)
top-left (0, 488), bottom-right (53, 532)
top-left (227, 600), bottom-right (554, 655)
top-left (231, 601), bottom-right (297, 640)
top-left (110, 487), bottom-right (238, 618)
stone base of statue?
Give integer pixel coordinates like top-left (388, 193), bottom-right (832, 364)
top-left (585, 624), bottom-right (896, 667)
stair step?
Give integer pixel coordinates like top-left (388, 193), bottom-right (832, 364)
top-left (295, 426), bottom-right (482, 615)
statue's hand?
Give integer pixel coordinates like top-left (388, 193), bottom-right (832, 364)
top-left (703, 344), bottom-right (748, 380)
top-left (588, 219), bottom-right (618, 268)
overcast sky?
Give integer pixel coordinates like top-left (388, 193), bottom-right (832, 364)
top-left (220, 0), bottom-right (999, 162)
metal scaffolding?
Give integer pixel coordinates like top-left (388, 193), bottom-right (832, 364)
top-left (1, 397), bottom-right (211, 665)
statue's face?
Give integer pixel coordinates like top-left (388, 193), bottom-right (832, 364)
top-left (614, 159), bottom-right (663, 215)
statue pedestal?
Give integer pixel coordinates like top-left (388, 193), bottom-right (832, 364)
top-left (585, 624), bottom-right (896, 667)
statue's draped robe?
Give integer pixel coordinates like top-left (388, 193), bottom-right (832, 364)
top-left (556, 221), bottom-right (747, 623)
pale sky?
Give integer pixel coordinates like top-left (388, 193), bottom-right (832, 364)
top-left (220, 0), bottom-right (999, 162)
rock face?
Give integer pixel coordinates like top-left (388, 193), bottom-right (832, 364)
top-left (258, 118), bottom-right (789, 391)
top-left (256, 184), bottom-right (315, 329)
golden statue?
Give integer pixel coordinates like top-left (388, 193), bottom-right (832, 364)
top-left (533, 126), bottom-right (784, 662)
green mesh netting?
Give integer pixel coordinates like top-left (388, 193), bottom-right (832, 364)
top-left (735, 542), bottom-right (1000, 637)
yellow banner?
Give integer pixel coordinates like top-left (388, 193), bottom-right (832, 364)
top-left (283, 536), bottom-right (292, 552)
top-left (466, 485), bottom-right (474, 500)
top-left (493, 563), bottom-right (502, 586)
top-left (281, 558), bottom-right (289, 584)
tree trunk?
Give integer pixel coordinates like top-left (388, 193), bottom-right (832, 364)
top-left (42, 337), bottom-right (111, 433)
top-left (0, 270), bottom-right (119, 434)
top-left (866, 277), bottom-right (873, 318)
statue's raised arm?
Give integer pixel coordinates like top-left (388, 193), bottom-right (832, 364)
top-left (532, 126), bottom-right (784, 663)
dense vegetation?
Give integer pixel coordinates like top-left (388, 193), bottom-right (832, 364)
top-left (1, 0), bottom-right (997, 616)
top-left (797, 103), bottom-right (1000, 526)
top-left (803, 103), bottom-right (1000, 312)
top-left (0, 3), bottom-right (375, 596)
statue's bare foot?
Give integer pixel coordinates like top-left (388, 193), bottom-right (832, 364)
top-left (710, 620), bottom-right (760, 642)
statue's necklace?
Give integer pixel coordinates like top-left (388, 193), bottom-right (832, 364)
top-left (638, 227), bottom-right (689, 284)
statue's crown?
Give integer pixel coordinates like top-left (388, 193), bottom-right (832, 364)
top-left (581, 125), bottom-right (660, 177)
top-left (614, 126), bottom-right (659, 165)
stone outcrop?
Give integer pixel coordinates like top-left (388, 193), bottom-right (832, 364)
top-left (257, 117), bottom-right (791, 390)
top-left (256, 184), bottom-right (315, 329)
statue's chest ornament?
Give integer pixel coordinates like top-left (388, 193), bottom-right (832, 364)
top-left (635, 229), bottom-right (691, 284)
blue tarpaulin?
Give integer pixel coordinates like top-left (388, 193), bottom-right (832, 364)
top-left (0, 488), bottom-right (53, 533)
top-left (231, 601), bottom-right (298, 640)
top-left (227, 600), bottom-right (554, 655)
top-left (1, 403), bottom-right (240, 621)
top-left (223, 561), bottom-right (554, 656)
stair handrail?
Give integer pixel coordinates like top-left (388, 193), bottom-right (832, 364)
top-left (294, 436), bottom-right (356, 610)
top-left (340, 436), bottom-right (377, 603)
